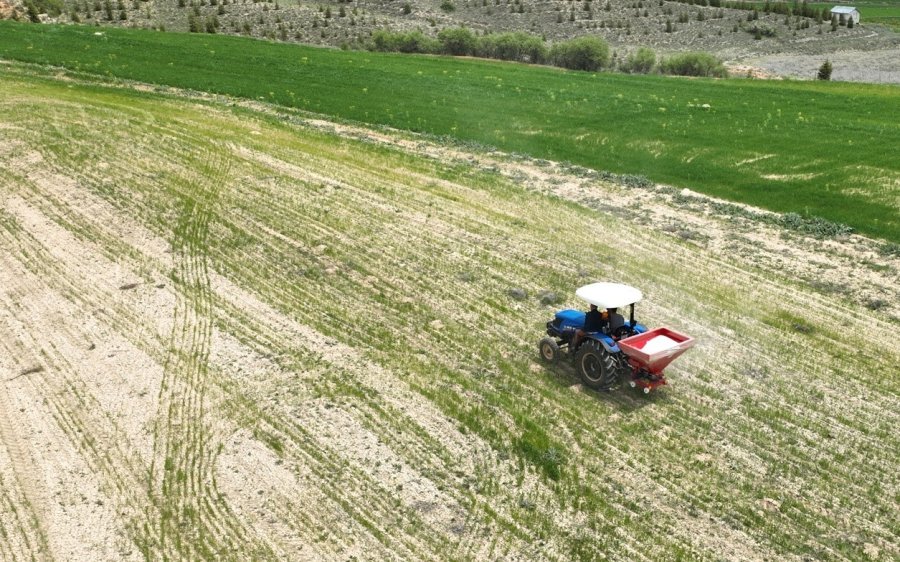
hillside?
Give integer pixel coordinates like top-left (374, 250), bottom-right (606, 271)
top-left (10, 0), bottom-right (900, 80)
top-left (1, 62), bottom-right (898, 561)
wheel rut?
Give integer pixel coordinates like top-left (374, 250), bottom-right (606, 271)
top-left (146, 155), bottom-right (267, 560)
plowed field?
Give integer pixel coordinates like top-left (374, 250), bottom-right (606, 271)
top-left (1, 64), bottom-right (898, 561)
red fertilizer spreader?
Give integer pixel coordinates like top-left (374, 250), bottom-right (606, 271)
top-left (617, 327), bottom-right (696, 394)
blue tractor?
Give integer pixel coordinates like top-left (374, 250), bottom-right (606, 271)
top-left (539, 282), bottom-right (648, 391)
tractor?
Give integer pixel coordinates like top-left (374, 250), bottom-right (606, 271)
top-left (538, 282), bottom-right (695, 393)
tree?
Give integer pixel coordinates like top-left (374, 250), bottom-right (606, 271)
top-left (26, 1), bottom-right (41, 22)
top-left (817, 59), bottom-right (832, 80)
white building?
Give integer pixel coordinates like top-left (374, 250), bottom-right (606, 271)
top-left (831, 6), bottom-right (860, 25)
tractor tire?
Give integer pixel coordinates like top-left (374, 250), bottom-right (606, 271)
top-left (538, 337), bottom-right (560, 364)
top-left (575, 340), bottom-right (618, 390)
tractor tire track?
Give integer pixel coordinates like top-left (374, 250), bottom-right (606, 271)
top-left (147, 155), bottom-right (267, 560)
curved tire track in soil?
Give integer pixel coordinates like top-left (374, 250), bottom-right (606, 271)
top-left (146, 155), bottom-right (268, 560)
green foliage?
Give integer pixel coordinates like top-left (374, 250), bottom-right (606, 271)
top-left (187, 14), bottom-right (201, 32)
top-left (24, 0), bottom-right (65, 18)
top-left (439, 0), bottom-right (455, 12)
top-left (25, 1), bottom-right (41, 22)
top-left (658, 52), bottom-right (728, 77)
top-left (619, 46), bottom-right (656, 74)
top-left (436, 26), bottom-right (477, 56)
top-left (549, 35), bottom-right (610, 71)
top-left (747, 24), bottom-right (776, 38)
top-left (779, 212), bottom-right (851, 238)
top-left (817, 59), bottom-right (832, 80)
top-left (370, 29), bottom-right (439, 54)
top-left (476, 31), bottom-right (547, 64)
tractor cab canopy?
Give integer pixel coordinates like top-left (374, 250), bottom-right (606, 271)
top-left (575, 283), bottom-right (642, 309)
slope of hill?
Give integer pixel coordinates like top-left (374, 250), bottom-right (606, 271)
top-left (11, 0), bottom-right (900, 77)
top-left (1, 62), bottom-right (898, 561)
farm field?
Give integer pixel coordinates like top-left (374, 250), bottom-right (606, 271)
top-left (1, 63), bottom-right (898, 561)
top-left (1, 22), bottom-right (899, 242)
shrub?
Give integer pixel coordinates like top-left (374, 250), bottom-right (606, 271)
top-left (747, 24), bottom-right (776, 38)
top-left (437, 26), bottom-right (478, 56)
top-left (440, 0), bottom-right (455, 12)
top-left (619, 46), bottom-right (656, 73)
top-left (476, 32), bottom-right (547, 64)
top-left (658, 52), bottom-right (728, 77)
top-left (370, 30), bottom-right (439, 54)
top-left (25, 0), bottom-right (65, 18)
top-left (550, 35), bottom-right (610, 71)
top-left (817, 59), bottom-right (832, 80)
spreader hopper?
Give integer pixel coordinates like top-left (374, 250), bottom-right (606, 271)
top-left (618, 327), bottom-right (695, 375)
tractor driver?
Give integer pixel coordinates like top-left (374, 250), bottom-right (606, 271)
top-left (607, 307), bottom-right (626, 337)
top-left (572, 304), bottom-right (606, 351)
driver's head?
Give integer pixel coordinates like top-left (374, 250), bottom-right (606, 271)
top-left (608, 308), bottom-right (617, 314)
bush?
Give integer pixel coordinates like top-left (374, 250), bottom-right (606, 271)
top-left (550, 36), bottom-right (610, 71)
top-left (370, 30), bottom-right (439, 54)
top-left (24, 0), bottom-right (65, 18)
top-left (437, 27), bottom-right (478, 56)
top-left (476, 32), bottom-right (547, 64)
top-left (619, 46), bottom-right (656, 73)
top-left (658, 52), bottom-right (728, 78)
top-left (746, 24), bottom-right (776, 38)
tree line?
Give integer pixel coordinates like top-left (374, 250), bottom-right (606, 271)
top-left (369, 28), bottom-right (728, 78)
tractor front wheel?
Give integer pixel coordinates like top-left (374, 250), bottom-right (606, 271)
top-left (575, 341), bottom-right (618, 390)
top-left (538, 338), bottom-right (560, 363)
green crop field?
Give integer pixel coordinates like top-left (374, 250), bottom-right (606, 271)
top-left (1, 21), bottom-right (898, 242)
top-left (1, 61), bottom-right (898, 562)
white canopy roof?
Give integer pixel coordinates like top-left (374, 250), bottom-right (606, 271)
top-left (575, 282), bottom-right (642, 309)
top-left (831, 6), bottom-right (858, 13)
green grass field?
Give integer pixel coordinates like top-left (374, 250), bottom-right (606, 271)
top-left (1, 21), bottom-right (898, 242)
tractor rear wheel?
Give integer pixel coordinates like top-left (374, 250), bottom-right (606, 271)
top-left (538, 337), bottom-right (560, 363)
top-left (575, 340), bottom-right (618, 390)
